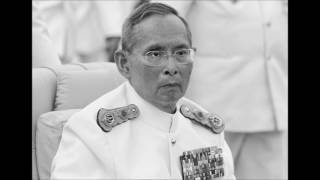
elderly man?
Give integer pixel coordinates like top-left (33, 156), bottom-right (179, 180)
top-left (50, 3), bottom-right (235, 179)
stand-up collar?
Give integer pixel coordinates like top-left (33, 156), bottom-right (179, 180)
top-left (124, 81), bottom-right (179, 133)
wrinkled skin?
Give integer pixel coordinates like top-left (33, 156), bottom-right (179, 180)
top-left (116, 14), bottom-right (193, 114)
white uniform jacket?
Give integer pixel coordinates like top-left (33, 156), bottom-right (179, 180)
top-left (51, 81), bottom-right (235, 179)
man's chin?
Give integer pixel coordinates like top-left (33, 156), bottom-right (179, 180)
top-left (159, 92), bottom-right (183, 103)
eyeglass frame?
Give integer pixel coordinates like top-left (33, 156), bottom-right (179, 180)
top-left (124, 48), bottom-right (197, 67)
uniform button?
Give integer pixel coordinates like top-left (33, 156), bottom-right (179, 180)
top-left (171, 137), bottom-right (176, 144)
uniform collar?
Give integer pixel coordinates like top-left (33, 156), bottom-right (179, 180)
top-left (125, 81), bottom-right (180, 133)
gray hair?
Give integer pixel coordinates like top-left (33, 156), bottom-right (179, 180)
top-left (121, 2), bottom-right (192, 52)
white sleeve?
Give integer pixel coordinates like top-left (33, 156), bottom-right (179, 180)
top-left (32, 1), bottom-right (61, 67)
top-left (50, 120), bottom-right (115, 179)
top-left (150, 0), bottom-right (194, 18)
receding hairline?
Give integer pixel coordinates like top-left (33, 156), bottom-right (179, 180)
top-left (121, 2), bottom-right (192, 52)
top-left (132, 14), bottom-right (190, 46)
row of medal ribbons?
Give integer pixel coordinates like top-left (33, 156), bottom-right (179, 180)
top-left (180, 146), bottom-right (224, 180)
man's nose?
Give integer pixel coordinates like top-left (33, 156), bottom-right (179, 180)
top-left (163, 56), bottom-right (178, 76)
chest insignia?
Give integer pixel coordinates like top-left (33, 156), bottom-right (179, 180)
top-left (180, 104), bottom-right (225, 134)
top-left (180, 146), bottom-right (225, 180)
top-left (96, 104), bottom-right (139, 132)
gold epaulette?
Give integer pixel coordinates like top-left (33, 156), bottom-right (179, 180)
top-left (96, 104), bottom-right (139, 132)
top-left (180, 104), bottom-right (225, 134)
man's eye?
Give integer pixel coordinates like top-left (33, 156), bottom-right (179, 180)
top-left (176, 50), bottom-right (189, 56)
top-left (147, 51), bottom-right (161, 57)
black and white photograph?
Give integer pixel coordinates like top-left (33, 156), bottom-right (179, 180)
top-left (32, 0), bottom-right (288, 179)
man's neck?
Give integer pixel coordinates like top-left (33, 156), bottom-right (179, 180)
top-left (141, 93), bottom-right (178, 114)
top-left (128, 81), bottom-right (178, 114)
top-left (155, 102), bottom-right (177, 114)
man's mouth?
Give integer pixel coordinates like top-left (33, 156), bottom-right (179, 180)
top-left (160, 82), bottom-right (181, 89)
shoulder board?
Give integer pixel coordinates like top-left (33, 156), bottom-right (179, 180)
top-left (180, 104), bottom-right (224, 134)
top-left (96, 104), bottom-right (139, 132)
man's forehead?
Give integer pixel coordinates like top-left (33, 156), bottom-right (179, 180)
top-left (135, 14), bottom-right (187, 35)
top-left (132, 14), bottom-right (190, 49)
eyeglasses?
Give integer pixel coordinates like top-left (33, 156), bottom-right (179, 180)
top-left (141, 48), bottom-right (196, 67)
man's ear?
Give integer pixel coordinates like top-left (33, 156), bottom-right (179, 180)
top-left (114, 49), bottom-right (131, 79)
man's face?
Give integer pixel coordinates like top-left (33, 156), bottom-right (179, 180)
top-left (127, 14), bottom-right (193, 110)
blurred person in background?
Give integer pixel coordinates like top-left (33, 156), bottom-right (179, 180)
top-left (33, 0), bottom-right (145, 64)
top-left (32, 1), bottom-right (61, 67)
top-left (152, 0), bottom-right (288, 179)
